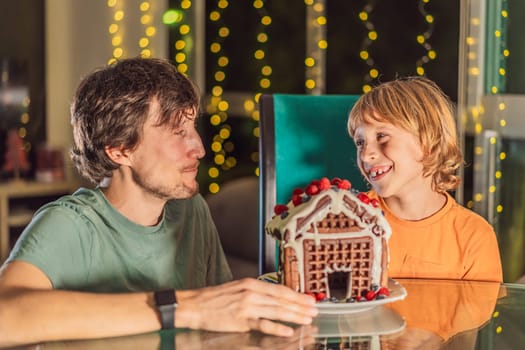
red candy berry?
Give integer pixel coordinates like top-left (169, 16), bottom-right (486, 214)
top-left (319, 177), bottom-right (331, 190)
top-left (365, 290), bottom-right (376, 301)
top-left (370, 198), bottom-right (380, 208)
top-left (292, 194), bottom-right (303, 206)
top-left (315, 292), bottom-right (326, 301)
top-left (305, 184), bottom-right (320, 196)
top-left (357, 192), bottom-right (370, 204)
top-left (273, 204), bottom-right (288, 215)
top-left (337, 179), bottom-right (352, 190)
top-left (377, 287), bottom-right (390, 296)
top-left (331, 177), bottom-right (342, 186)
top-left (293, 188), bottom-right (304, 195)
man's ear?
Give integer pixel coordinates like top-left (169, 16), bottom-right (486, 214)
top-left (105, 145), bottom-right (132, 166)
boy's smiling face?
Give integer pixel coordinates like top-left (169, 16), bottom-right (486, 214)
top-left (353, 113), bottom-right (429, 199)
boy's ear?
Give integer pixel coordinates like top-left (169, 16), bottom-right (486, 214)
top-left (105, 145), bottom-right (132, 166)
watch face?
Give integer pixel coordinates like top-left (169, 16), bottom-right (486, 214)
top-left (155, 289), bottom-right (176, 305)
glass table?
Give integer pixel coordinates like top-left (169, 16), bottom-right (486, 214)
top-left (6, 279), bottom-right (525, 350)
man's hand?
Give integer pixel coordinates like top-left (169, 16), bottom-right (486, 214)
top-left (175, 278), bottom-right (318, 337)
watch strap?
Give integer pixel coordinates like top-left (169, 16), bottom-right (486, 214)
top-left (154, 289), bottom-right (177, 329)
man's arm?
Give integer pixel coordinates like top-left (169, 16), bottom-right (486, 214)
top-left (0, 261), bottom-right (317, 347)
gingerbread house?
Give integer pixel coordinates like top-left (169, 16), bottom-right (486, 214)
top-left (266, 178), bottom-right (391, 301)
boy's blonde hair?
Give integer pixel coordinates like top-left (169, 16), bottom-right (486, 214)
top-left (347, 76), bottom-right (463, 193)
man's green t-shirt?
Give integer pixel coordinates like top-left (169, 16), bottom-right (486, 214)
top-left (7, 187), bottom-right (232, 292)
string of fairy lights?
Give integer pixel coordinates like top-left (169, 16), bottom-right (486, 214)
top-left (415, 0), bottom-right (436, 76)
top-left (305, 0), bottom-right (327, 94)
top-left (249, 0), bottom-right (272, 177)
top-left (164, 2), bottom-right (190, 74)
top-left (205, 0), bottom-right (233, 194)
top-left (357, 1), bottom-right (379, 93)
top-left (470, 0), bottom-right (509, 217)
top-left (106, 0), bottom-right (157, 63)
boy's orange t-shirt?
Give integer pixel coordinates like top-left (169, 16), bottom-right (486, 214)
top-left (367, 191), bottom-right (503, 282)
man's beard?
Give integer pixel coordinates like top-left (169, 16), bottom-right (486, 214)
top-left (130, 167), bottom-right (199, 200)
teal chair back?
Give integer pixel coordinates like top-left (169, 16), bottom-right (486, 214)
top-left (258, 94), bottom-right (368, 274)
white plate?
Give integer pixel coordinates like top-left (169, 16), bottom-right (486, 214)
top-left (257, 274), bottom-right (407, 315)
top-left (316, 279), bottom-right (407, 314)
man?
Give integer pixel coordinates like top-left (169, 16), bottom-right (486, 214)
top-left (0, 58), bottom-right (317, 347)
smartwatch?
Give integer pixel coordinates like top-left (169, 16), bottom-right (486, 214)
top-left (154, 289), bottom-right (177, 329)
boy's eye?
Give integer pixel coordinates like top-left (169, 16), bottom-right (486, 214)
top-left (355, 139), bottom-right (364, 147)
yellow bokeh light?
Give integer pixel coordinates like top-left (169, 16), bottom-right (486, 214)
top-left (146, 26), bottom-right (156, 37)
top-left (214, 154), bottom-right (225, 165)
top-left (181, 0), bottom-right (191, 9)
top-left (428, 50), bottom-right (436, 59)
top-left (363, 85), bottom-right (372, 93)
top-left (305, 79), bottom-right (316, 89)
top-left (218, 0), bottom-right (229, 9)
top-left (244, 100), bottom-right (255, 111)
top-left (316, 16), bottom-right (327, 25)
top-left (489, 137), bottom-right (496, 145)
top-left (369, 69), bottom-right (378, 78)
top-left (474, 146), bottom-right (483, 155)
top-left (253, 127), bottom-right (260, 138)
top-left (218, 56), bottom-right (229, 67)
top-left (176, 63), bottom-right (187, 73)
top-left (225, 157), bottom-right (237, 167)
top-left (175, 40), bottom-right (186, 50)
top-left (141, 49), bottom-right (151, 58)
top-left (417, 35), bottom-right (425, 44)
top-left (318, 40), bottom-right (328, 49)
top-left (109, 24), bottom-right (119, 34)
top-left (260, 78), bottom-right (271, 89)
top-left (489, 185), bottom-right (496, 193)
top-left (261, 16), bottom-right (272, 26)
top-left (107, 0), bottom-right (117, 7)
top-left (255, 167), bottom-right (260, 176)
top-left (113, 47), bottom-right (123, 58)
top-left (175, 52), bottom-right (186, 63)
top-left (209, 183), bottom-right (220, 194)
top-left (212, 86), bottom-right (223, 96)
top-left (215, 71), bottom-right (226, 82)
top-left (219, 27), bottom-right (230, 37)
top-left (141, 14), bottom-right (151, 25)
top-left (261, 65), bottom-right (272, 76)
top-left (474, 193), bottom-right (483, 202)
top-left (20, 113), bottom-right (29, 124)
top-left (466, 37), bottom-right (475, 45)
top-left (304, 0), bottom-right (314, 5)
top-left (496, 326), bottom-right (502, 334)
top-left (218, 100), bottom-right (229, 111)
top-left (252, 110), bottom-right (260, 121)
top-left (500, 119), bottom-right (506, 127)
top-left (219, 128), bottom-right (231, 139)
top-left (179, 25), bottom-right (190, 35)
top-left (208, 167), bottom-right (219, 178)
top-left (112, 36), bottom-right (122, 46)
top-left (210, 11), bottom-right (220, 21)
top-left (416, 67), bottom-right (425, 76)
top-left (211, 141), bottom-right (222, 152)
top-left (140, 2), bottom-right (150, 11)
top-left (469, 67), bottom-right (480, 76)
top-left (491, 86), bottom-right (498, 94)
top-left (210, 43), bottom-right (221, 53)
top-left (495, 171), bottom-right (502, 179)
top-left (18, 127), bottom-right (27, 138)
top-left (426, 15), bottom-right (434, 23)
top-left (503, 49), bottom-right (510, 57)
top-left (500, 152), bottom-right (506, 160)
top-left (139, 38), bottom-right (149, 48)
top-left (254, 50), bottom-right (265, 59)
top-left (359, 11), bottom-right (368, 21)
top-left (499, 68), bottom-right (506, 76)
top-left (494, 30), bottom-right (501, 38)
top-left (360, 51), bottom-right (369, 60)
top-left (305, 57), bottom-right (315, 67)
top-left (498, 102), bottom-right (506, 111)
top-left (253, 0), bottom-right (263, 9)
top-left (210, 114), bottom-right (221, 125)
top-left (368, 31), bottom-right (377, 40)
top-left (114, 10), bottom-right (124, 21)
top-left (257, 33), bottom-right (268, 43)
top-left (496, 205), bottom-right (503, 213)
top-left (501, 10), bottom-right (508, 18)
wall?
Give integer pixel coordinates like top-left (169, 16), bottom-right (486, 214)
top-left (45, 0), bottom-right (168, 180)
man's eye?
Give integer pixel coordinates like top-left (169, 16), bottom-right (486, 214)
top-left (174, 129), bottom-right (186, 136)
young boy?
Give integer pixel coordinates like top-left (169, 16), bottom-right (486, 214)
top-left (347, 76), bottom-right (503, 282)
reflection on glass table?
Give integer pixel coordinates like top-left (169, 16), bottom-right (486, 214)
top-left (7, 279), bottom-right (525, 350)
